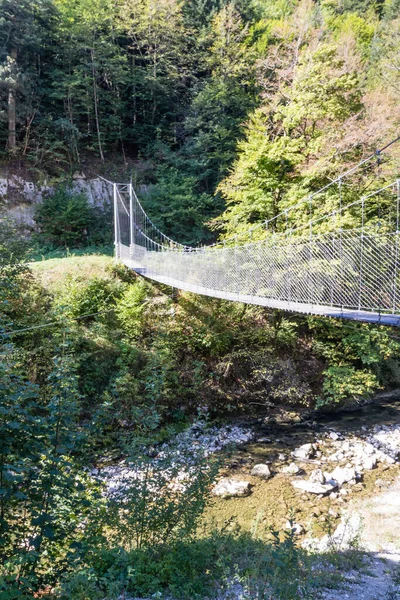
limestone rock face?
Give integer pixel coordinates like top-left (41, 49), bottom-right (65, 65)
top-left (0, 172), bottom-right (113, 228)
top-left (250, 463), bottom-right (272, 479)
top-left (212, 478), bottom-right (251, 498)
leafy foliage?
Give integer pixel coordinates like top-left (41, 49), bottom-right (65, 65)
top-left (34, 187), bottom-right (111, 248)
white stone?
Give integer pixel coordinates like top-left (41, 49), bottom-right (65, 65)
top-left (302, 513), bottom-right (362, 552)
top-left (330, 466), bottom-right (358, 486)
top-left (251, 464), bottom-right (272, 479)
top-left (362, 456), bottom-right (377, 470)
top-left (376, 450), bottom-right (396, 465)
top-left (281, 462), bottom-right (301, 475)
top-left (292, 443), bottom-right (316, 460)
top-left (285, 520), bottom-right (304, 535)
top-left (291, 479), bottom-right (337, 495)
top-left (309, 469), bottom-right (325, 484)
top-left (212, 478), bottom-right (251, 498)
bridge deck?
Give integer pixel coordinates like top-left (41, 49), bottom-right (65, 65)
top-left (122, 260), bottom-right (400, 326)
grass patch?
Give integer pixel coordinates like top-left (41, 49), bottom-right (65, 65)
top-left (28, 244), bottom-right (113, 262)
top-left (30, 253), bottom-right (114, 291)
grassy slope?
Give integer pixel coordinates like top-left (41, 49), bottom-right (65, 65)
top-left (30, 254), bottom-right (113, 291)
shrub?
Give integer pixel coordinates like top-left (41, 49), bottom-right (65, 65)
top-left (34, 186), bottom-right (112, 248)
top-left (110, 407), bottom-right (219, 551)
top-left (55, 275), bottom-right (125, 319)
top-left (317, 364), bottom-right (379, 408)
top-left (58, 527), bottom-right (318, 600)
top-left (115, 280), bottom-right (149, 338)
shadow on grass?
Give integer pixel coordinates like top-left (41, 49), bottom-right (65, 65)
top-left (55, 530), bottom-right (373, 600)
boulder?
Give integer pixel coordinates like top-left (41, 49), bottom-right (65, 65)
top-left (251, 464), bottom-right (272, 479)
top-left (361, 456), bottom-right (377, 470)
top-left (309, 469), bottom-right (325, 484)
top-left (303, 514), bottom-right (362, 552)
top-left (376, 450), bottom-right (396, 465)
top-left (292, 443), bottom-right (316, 460)
top-left (329, 466), bottom-right (358, 486)
top-left (212, 478), bottom-right (251, 498)
top-left (281, 462), bottom-right (302, 475)
top-left (291, 479), bottom-right (337, 495)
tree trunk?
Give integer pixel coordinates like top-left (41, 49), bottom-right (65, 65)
top-left (7, 49), bottom-right (17, 150)
top-left (90, 47), bottom-right (104, 162)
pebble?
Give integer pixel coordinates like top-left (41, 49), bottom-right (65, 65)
top-left (96, 413), bottom-right (400, 512)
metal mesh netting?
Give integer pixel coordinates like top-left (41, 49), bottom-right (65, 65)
top-left (114, 181), bottom-right (400, 325)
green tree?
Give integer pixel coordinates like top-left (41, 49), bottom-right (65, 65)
top-left (0, 0), bottom-right (56, 152)
top-left (183, 3), bottom-right (259, 192)
top-left (118, 0), bottom-right (191, 149)
top-left (34, 187), bottom-right (95, 247)
top-left (215, 37), bottom-right (364, 238)
top-left (50, 0), bottom-right (129, 162)
top-left (143, 166), bottom-right (217, 245)
top-left (0, 343), bottom-right (103, 595)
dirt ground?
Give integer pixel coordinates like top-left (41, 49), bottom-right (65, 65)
top-left (319, 476), bottom-right (400, 599)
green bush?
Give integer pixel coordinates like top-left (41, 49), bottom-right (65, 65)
top-left (58, 527), bottom-right (318, 600)
top-left (34, 186), bottom-right (111, 248)
top-left (317, 364), bottom-right (379, 408)
top-left (115, 279), bottom-right (149, 338)
top-left (110, 406), bottom-right (219, 551)
top-left (55, 275), bottom-right (125, 319)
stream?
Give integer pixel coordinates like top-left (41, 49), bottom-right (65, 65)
top-left (95, 393), bottom-right (400, 542)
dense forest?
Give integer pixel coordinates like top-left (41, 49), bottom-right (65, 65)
top-left (2, 0), bottom-right (400, 242)
top-left (2, 0), bottom-right (400, 598)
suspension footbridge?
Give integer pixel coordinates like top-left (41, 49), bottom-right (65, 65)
top-left (107, 147), bottom-right (400, 326)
